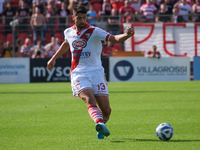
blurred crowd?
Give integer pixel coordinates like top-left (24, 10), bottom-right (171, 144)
top-left (0, 0), bottom-right (199, 58)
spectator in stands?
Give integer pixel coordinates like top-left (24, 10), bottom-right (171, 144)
top-left (87, 3), bottom-right (98, 26)
top-left (102, 41), bottom-right (118, 57)
top-left (140, 0), bottom-right (158, 22)
top-left (55, 37), bottom-right (61, 45)
top-left (101, 0), bottom-right (112, 19)
top-left (20, 37), bottom-right (33, 57)
top-left (30, 6), bottom-right (46, 45)
top-left (108, 8), bottom-right (120, 35)
top-left (56, 1), bottom-right (70, 32)
top-left (2, 2), bottom-right (15, 38)
top-left (15, 0), bottom-right (30, 33)
top-left (119, 0), bottom-right (136, 23)
top-left (0, 41), bottom-right (4, 57)
top-left (161, 0), bottom-right (175, 14)
top-left (172, 7), bottom-right (183, 23)
top-left (32, 0), bottom-right (46, 15)
top-left (46, 0), bottom-right (57, 37)
top-left (174, 0), bottom-right (192, 22)
top-left (96, 13), bottom-right (108, 31)
top-left (15, 38), bottom-right (23, 57)
top-left (3, 41), bottom-right (13, 57)
top-left (68, 0), bottom-right (89, 11)
top-left (146, 45), bottom-right (161, 59)
top-left (23, 0), bottom-right (33, 15)
top-left (32, 50), bottom-right (42, 58)
top-left (79, 0), bottom-right (89, 9)
top-left (192, 0), bottom-right (200, 22)
top-left (31, 41), bottom-right (46, 58)
top-left (155, 3), bottom-right (172, 23)
top-left (130, 0), bottom-right (142, 12)
top-left (45, 43), bottom-right (56, 58)
top-left (110, 0), bottom-right (124, 13)
top-left (44, 36), bottom-right (60, 53)
top-left (135, 11), bottom-right (147, 22)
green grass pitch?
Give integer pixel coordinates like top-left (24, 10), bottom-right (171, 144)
top-left (0, 81), bottom-right (200, 150)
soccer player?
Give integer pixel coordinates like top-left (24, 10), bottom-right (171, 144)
top-left (47, 4), bottom-right (135, 139)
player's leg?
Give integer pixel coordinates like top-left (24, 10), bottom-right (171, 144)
top-left (91, 72), bottom-right (111, 138)
top-left (95, 96), bottom-right (111, 124)
top-left (95, 96), bottom-right (111, 139)
top-left (79, 89), bottom-right (96, 106)
top-left (71, 74), bottom-right (104, 125)
top-left (79, 89), bottom-right (104, 124)
top-left (79, 89), bottom-right (110, 138)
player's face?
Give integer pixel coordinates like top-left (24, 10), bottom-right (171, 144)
top-left (73, 13), bottom-right (87, 31)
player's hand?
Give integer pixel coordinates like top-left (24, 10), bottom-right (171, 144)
top-left (47, 58), bottom-right (56, 71)
top-left (126, 27), bottom-right (135, 37)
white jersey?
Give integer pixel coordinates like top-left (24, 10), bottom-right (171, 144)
top-left (64, 23), bottom-right (111, 74)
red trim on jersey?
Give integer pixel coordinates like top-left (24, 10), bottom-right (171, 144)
top-left (105, 34), bottom-right (110, 41)
top-left (71, 49), bottom-right (83, 73)
top-left (80, 28), bottom-right (95, 41)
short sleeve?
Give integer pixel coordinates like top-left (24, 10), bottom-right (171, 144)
top-left (95, 27), bottom-right (111, 42)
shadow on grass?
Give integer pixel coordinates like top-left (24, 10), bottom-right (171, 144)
top-left (111, 138), bottom-right (200, 143)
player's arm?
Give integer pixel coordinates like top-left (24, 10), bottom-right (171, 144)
top-left (47, 41), bottom-right (70, 71)
top-left (109, 27), bottom-right (135, 43)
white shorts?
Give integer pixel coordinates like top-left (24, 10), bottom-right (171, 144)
top-left (71, 70), bottom-right (109, 98)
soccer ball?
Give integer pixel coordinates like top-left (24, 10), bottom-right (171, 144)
top-left (156, 123), bottom-right (174, 141)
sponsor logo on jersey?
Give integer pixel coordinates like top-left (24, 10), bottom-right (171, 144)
top-left (72, 39), bottom-right (87, 49)
top-left (73, 51), bottom-right (91, 59)
top-left (85, 33), bottom-right (90, 38)
top-left (68, 36), bottom-right (76, 38)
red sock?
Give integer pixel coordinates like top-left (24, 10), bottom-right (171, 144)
top-left (103, 108), bottom-right (112, 124)
top-left (88, 105), bottom-right (104, 124)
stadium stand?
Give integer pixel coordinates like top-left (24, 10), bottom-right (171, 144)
top-left (0, 34), bottom-right (4, 42)
top-left (5, 34), bottom-right (13, 44)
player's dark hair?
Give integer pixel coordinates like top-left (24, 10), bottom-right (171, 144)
top-left (73, 4), bottom-right (87, 16)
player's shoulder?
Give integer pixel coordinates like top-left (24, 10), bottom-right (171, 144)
top-left (93, 26), bottom-right (108, 35)
top-left (64, 26), bottom-right (74, 33)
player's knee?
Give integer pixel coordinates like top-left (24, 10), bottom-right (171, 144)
top-left (81, 95), bottom-right (95, 106)
top-left (102, 107), bottom-right (111, 116)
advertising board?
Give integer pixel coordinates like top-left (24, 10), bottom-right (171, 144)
top-left (30, 58), bottom-right (109, 82)
top-left (193, 57), bottom-right (200, 80)
top-left (0, 58), bottom-right (30, 83)
top-left (109, 57), bottom-right (190, 82)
